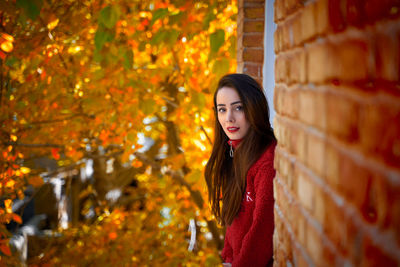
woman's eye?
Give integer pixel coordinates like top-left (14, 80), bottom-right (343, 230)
top-left (235, 106), bottom-right (243, 111)
top-left (218, 108), bottom-right (226, 113)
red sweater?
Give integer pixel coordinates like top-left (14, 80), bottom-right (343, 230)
top-left (221, 142), bottom-right (276, 266)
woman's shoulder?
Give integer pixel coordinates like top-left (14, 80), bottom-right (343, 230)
top-left (257, 140), bottom-right (276, 164)
top-left (249, 141), bottom-right (276, 175)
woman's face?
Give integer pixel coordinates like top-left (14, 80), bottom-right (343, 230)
top-left (216, 86), bottom-right (250, 140)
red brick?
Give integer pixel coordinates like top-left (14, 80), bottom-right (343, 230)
top-left (274, 175), bottom-right (282, 206)
top-left (338, 154), bottom-right (370, 212)
top-left (307, 42), bottom-right (335, 83)
top-left (280, 121), bottom-right (291, 150)
top-left (278, 20), bottom-right (292, 51)
top-left (307, 40), bottom-right (369, 83)
top-left (275, 54), bottom-right (288, 83)
top-left (277, 87), bottom-right (287, 117)
top-left (361, 235), bottom-right (399, 267)
top-left (274, 0), bottom-right (285, 22)
top-left (275, 87), bottom-right (297, 118)
top-left (315, 0), bottom-right (330, 35)
top-left (328, 0), bottom-right (346, 32)
top-left (296, 169), bottom-right (314, 212)
top-left (287, 160), bottom-right (295, 192)
top-left (336, 39), bottom-right (370, 82)
top-left (282, 225), bottom-right (293, 262)
top-left (306, 223), bottom-right (323, 266)
top-left (243, 33), bottom-right (264, 47)
top-left (324, 143), bottom-right (340, 191)
top-left (284, 0), bottom-right (302, 16)
top-left (293, 244), bottom-right (310, 267)
top-left (274, 25), bottom-right (283, 53)
top-left (292, 13), bottom-right (302, 46)
top-left (361, 174), bottom-right (399, 231)
top-left (323, 193), bottom-right (360, 258)
top-left (307, 134), bottom-right (326, 178)
top-left (375, 31), bottom-right (399, 82)
top-left (364, 0), bottom-right (400, 22)
top-left (289, 50), bottom-right (307, 84)
top-left (313, 184), bottom-right (325, 226)
top-left (326, 92), bottom-right (359, 142)
top-left (287, 88), bottom-right (300, 119)
top-left (298, 90), bottom-right (316, 125)
top-left (274, 116), bottom-right (284, 147)
top-left (358, 103), bottom-right (400, 168)
top-left (243, 48), bottom-right (264, 63)
top-left (244, 7), bottom-right (264, 19)
top-left (296, 126), bottom-right (307, 162)
top-left (277, 149), bottom-right (296, 193)
top-left (274, 245), bottom-right (286, 267)
top-left (293, 200), bottom-right (307, 246)
top-left (389, 183), bottom-right (400, 246)
top-left (274, 86), bottom-right (282, 114)
top-left (275, 148), bottom-right (285, 173)
top-left (243, 63), bottom-right (263, 77)
top-left (322, 241), bottom-right (338, 266)
top-left (300, 2), bottom-right (317, 42)
top-left (289, 124), bottom-right (303, 159)
top-left (243, 20), bottom-right (264, 32)
top-left (346, 0), bottom-right (366, 27)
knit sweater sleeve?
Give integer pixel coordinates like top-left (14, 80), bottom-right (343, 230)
top-left (232, 159), bottom-right (275, 267)
top-left (221, 230), bottom-right (233, 263)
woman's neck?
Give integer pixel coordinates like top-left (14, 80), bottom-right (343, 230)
top-left (228, 139), bottom-right (242, 148)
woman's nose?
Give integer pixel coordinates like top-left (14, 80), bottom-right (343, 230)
top-left (226, 110), bottom-right (234, 122)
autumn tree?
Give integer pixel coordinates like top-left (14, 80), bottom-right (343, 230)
top-left (0, 0), bottom-right (237, 265)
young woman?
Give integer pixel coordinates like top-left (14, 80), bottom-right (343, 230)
top-left (205, 74), bottom-right (276, 267)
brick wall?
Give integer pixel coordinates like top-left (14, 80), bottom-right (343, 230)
top-left (272, 0), bottom-right (400, 266)
top-left (237, 0), bottom-right (265, 84)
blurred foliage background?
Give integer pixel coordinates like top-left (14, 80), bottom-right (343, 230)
top-left (0, 0), bottom-right (237, 265)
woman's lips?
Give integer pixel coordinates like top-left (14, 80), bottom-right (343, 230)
top-left (227, 127), bottom-right (239, 133)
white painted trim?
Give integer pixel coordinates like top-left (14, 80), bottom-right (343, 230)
top-left (263, 0), bottom-right (276, 127)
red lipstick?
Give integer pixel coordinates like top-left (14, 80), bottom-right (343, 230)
top-left (227, 127), bottom-right (239, 133)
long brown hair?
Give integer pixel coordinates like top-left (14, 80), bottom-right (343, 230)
top-left (205, 74), bottom-right (276, 226)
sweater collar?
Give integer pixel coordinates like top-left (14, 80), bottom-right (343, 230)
top-left (228, 139), bottom-right (242, 148)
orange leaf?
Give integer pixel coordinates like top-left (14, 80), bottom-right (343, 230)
top-left (0, 244), bottom-right (11, 256)
top-left (1, 33), bottom-right (14, 42)
top-left (51, 148), bottom-right (60, 160)
top-left (12, 214), bottom-right (22, 224)
top-left (108, 232), bottom-right (117, 240)
top-left (28, 176), bottom-right (44, 187)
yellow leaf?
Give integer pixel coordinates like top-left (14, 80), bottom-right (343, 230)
top-left (20, 167), bottom-right (31, 174)
top-left (4, 199), bottom-right (12, 213)
top-left (47, 18), bottom-right (59, 30)
top-left (5, 179), bottom-right (15, 188)
top-left (0, 41), bottom-right (13, 53)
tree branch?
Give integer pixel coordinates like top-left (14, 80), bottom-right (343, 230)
top-left (133, 151), bottom-right (223, 249)
top-left (4, 142), bottom-right (64, 148)
top-left (200, 125), bottom-right (212, 146)
top-left (29, 113), bottom-right (91, 125)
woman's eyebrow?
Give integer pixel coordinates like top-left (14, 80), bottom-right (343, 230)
top-left (230, 101), bottom-right (242, 106)
top-left (216, 101), bottom-right (242, 106)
